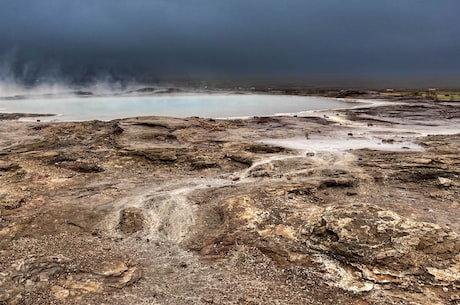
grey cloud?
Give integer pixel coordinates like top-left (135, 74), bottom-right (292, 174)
top-left (0, 0), bottom-right (459, 84)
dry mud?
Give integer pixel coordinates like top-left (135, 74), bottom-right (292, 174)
top-left (1, 99), bottom-right (460, 304)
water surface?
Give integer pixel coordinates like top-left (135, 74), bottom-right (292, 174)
top-left (0, 94), bottom-right (351, 121)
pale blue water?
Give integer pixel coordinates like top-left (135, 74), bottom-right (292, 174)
top-left (0, 94), bottom-right (351, 121)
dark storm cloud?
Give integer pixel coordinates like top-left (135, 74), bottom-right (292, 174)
top-left (0, 0), bottom-right (459, 83)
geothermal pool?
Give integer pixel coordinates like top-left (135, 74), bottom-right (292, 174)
top-left (0, 94), bottom-right (352, 121)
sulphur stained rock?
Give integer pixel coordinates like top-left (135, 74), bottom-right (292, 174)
top-left (300, 203), bottom-right (460, 286)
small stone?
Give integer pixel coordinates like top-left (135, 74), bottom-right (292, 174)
top-left (438, 177), bottom-right (453, 187)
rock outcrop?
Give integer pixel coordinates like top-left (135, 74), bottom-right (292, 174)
top-left (300, 204), bottom-right (460, 289)
top-left (0, 255), bottom-right (141, 304)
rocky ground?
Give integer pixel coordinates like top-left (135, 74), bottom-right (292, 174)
top-left (0, 97), bottom-right (460, 304)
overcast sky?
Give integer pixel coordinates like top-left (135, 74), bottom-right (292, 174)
top-left (0, 0), bottom-right (459, 83)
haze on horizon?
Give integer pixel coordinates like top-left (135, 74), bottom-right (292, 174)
top-left (0, 0), bottom-right (459, 87)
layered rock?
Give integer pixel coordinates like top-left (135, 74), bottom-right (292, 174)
top-left (300, 204), bottom-right (460, 289)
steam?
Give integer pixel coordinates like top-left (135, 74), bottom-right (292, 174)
top-left (0, 78), bottom-right (133, 99)
top-left (0, 52), bottom-right (139, 98)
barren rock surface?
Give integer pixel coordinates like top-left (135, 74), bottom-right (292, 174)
top-left (1, 98), bottom-right (460, 304)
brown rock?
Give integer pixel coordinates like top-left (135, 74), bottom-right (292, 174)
top-left (300, 203), bottom-right (460, 286)
top-left (438, 177), bottom-right (454, 187)
top-left (117, 207), bottom-right (144, 234)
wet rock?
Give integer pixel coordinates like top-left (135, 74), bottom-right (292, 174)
top-left (117, 207), bottom-right (144, 234)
